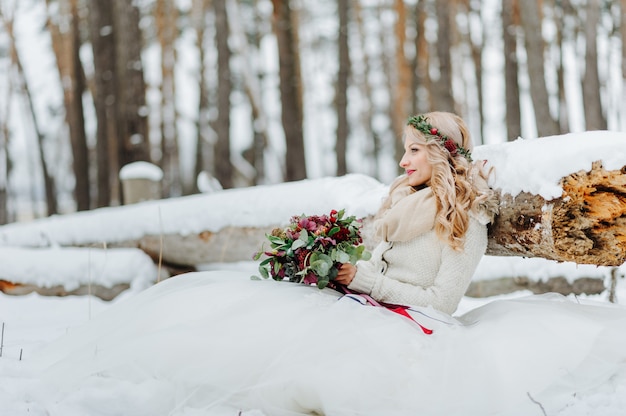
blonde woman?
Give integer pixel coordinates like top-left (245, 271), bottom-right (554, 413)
top-left (336, 111), bottom-right (498, 314)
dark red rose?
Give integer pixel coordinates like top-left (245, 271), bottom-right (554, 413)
top-left (303, 272), bottom-right (318, 285)
top-left (444, 139), bottom-right (458, 154)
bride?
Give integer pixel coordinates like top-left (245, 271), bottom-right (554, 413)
top-left (29, 113), bottom-right (626, 416)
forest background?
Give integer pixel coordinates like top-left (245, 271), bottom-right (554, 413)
top-left (0, 0), bottom-right (624, 224)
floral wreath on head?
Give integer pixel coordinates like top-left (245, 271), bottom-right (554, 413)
top-left (407, 115), bottom-right (473, 162)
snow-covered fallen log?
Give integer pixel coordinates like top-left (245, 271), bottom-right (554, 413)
top-left (0, 174), bottom-right (386, 272)
top-left (0, 247), bottom-right (160, 300)
top-left (486, 161), bottom-right (626, 266)
top-left (475, 131), bottom-right (626, 267)
top-left (0, 132), bottom-right (624, 300)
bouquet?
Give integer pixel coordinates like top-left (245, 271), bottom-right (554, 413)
top-left (253, 209), bottom-right (371, 289)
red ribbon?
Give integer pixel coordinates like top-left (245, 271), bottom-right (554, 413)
top-left (333, 283), bottom-right (434, 335)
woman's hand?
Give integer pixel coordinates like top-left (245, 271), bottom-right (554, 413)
top-left (335, 263), bottom-right (357, 285)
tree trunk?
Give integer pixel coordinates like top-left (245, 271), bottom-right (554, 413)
top-left (213, 0), bottom-right (234, 189)
top-left (192, 0), bottom-right (211, 193)
top-left (352, 0), bottom-right (380, 179)
top-left (69, 0), bottom-right (90, 211)
top-left (378, 2), bottom-right (400, 168)
top-left (140, 162), bottom-right (624, 267)
top-left (6, 156), bottom-right (623, 269)
top-left (434, 0), bottom-right (455, 112)
top-left (89, 0), bottom-right (116, 207)
top-left (581, 0), bottom-right (607, 131)
top-left (622, 0), bottom-right (626, 129)
top-left (488, 161), bottom-right (626, 266)
top-left (7, 13), bottom-right (57, 217)
top-left (467, 1), bottom-right (484, 143)
top-left (156, 0), bottom-right (181, 196)
top-left (112, 1), bottom-right (151, 173)
top-left (227, 0), bottom-right (269, 185)
top-left (336, 0), bottom-right (350, 176)
top-left (502, 0), bottom-right (522, 141)
top-left (271, 0), bottom-right (307, 181)
top-left (554, 0), bottom-right (569, 133)
top-left (0, 71), bottom-right (10, 224)
top-left (47, 0), bottom-right (89, 212)
top-left (413, 0), bottom-right (430, 114)
top-left (518, 0), bottom-right (560, 137)
top-left (392, 0), bottom-right (411, 144)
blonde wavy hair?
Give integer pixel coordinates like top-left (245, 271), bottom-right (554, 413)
top-left (380, 111), bottom-right (497, 251)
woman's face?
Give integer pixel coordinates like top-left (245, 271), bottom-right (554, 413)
top-left (399, 140), bottom-right (433, 187)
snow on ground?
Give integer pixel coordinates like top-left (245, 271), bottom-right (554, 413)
top-left (1, 262), bottom-right (625, 416)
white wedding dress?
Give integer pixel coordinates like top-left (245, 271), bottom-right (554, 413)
top-left (28, 271), bottom-right (626, 416)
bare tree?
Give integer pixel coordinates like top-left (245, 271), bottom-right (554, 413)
top-left (622, 0), bottom-right (626, 129)
top-left (112, 1), bottom-right (151, 171)
top-left (518, 0), bottom-right (560, 137)
top-left (191, 0), bottom-right (212, 193)
top-left (502, 0), bottom-right (522, 140)
top-left (271, 0), bottom-right (306, 181)
top-left (336, 0), bottom-right (350, 176)
top-left (0, 40), bottom-right (10, 224)
top-left (90, 0), bottom-right (150, 205)
top-left (47, 0), bottom-right (89, 211)
top-left (581, 0), bottom-right (606, 130)
top-left (229, 0), bottom-right (270, 185)
top-left (434, 0), bottom-right (455, 112)
top-left (392, 0), bottom-right (411, 142)
top-left (552, 0), bottom-right (570, 133)
top-left (412, 0), bottom-right (430, 114)
top-left (214, 0), bottom-right (234, 189)
top-left (352, 0), bottom-right (380, 178)
top-left (3, 7), bottom-right (58, 217)
top-left (465, 0), bottom-right (485, 142)
top-left (156, 0), bottom-right (181, 196)
top-left (89, 0), bottom-right (117, 206)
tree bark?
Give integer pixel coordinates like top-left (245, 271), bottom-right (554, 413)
top-left (622, 0), bottom-right (626, 110)
top-left (554, 0), bottom-right (569, 133)
top-left (518, 0), bottom-right (560, 137)
top-left (5, 160), bottom-right (623, 269)
top-left (7, 12), bottom-right (58, 217)
top-left (271, 0), bottom-right (307, 181)
top-left (413, 0), bottom-right (430, 114)
top-left (467, 1), bottom-right (485, 143)
top-left (46, 0), bottom-right (86, 212)
top-left (156, 0), bottom-right (181, 196)
top-left (192, 0), bottom-right (212, 193)
top-left (66, 0), bottom-right (90, 211)
top-left (392, 0), bottom-right (411, 146)
top-left (89, 0), bottom-right (117, 207)
top-left (112, 1), bottom-right (151, 172)
top-left (214, 0), bottom-right (234, 189)
top-left (227, 0), bottom-right (269, 185)
top-left (0, 64), bottom-right (10, 225)
top-left (621, 0), bottom-right (626, 130)
top-left (502, 0), bottom-right (521, 141)
top-left (352, 0), bottom-right (380, 179)
top-left (434, 0), bottom-right (455, 112)
top-left (488, 161), bottom-right (626, 266)
top-left (336, 0), bottom-right (350, 176)
top-left (581, 0), bottom-right (607, 131)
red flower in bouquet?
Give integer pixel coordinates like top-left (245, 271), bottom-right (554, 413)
top-left (253, 209), bottom-right (371, 289)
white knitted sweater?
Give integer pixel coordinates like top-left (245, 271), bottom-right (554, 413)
top-left (347, 215), bottom-right (488, 315)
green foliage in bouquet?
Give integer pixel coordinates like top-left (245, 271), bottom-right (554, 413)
top-left (253, 209), bottom-right (371, 289)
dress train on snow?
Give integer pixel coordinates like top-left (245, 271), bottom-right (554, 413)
top-left (29, 271), bottom-right (626, 416)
